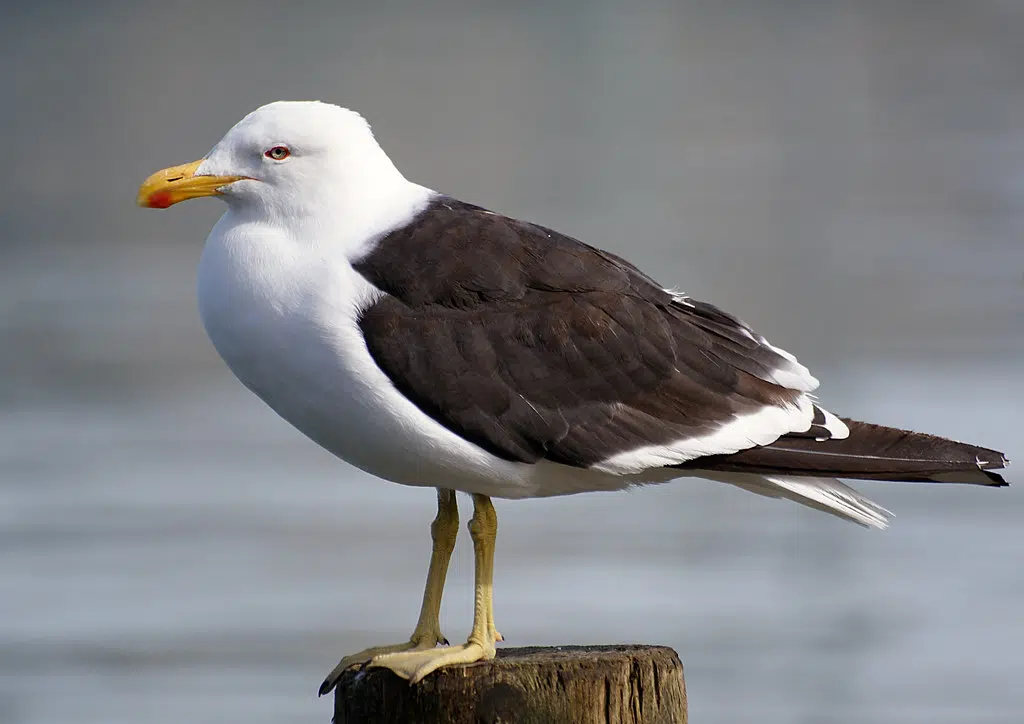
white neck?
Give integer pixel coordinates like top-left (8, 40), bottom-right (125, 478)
top-left (224, 170), bottom-right (435, 257)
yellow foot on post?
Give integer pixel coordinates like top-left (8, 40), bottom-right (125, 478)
top-left (368, 638), bottom-right (496, 684)
top-left (318, 630), bottom-right (447, 696)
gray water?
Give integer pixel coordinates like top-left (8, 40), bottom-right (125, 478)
top-left (2, 2), bottom-right (1023, 723)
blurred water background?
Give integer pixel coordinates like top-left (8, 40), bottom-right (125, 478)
top-left (1, 2), bottom-right (1022, 722)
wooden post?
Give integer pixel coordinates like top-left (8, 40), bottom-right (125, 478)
top-left (333, 644), bottom-right (686, 724)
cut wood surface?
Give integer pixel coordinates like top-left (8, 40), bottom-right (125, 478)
top-left (333, 644), bottom-right (686, 724)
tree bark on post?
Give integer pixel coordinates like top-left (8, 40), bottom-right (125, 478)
top-left (333, 644), bottom-right (686, 724)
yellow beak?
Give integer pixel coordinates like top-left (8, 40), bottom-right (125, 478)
top-left (136, 159), bottom-right (248, 208)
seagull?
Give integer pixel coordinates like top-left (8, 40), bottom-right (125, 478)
top-left (137, 101), bottom-right (1009, 692)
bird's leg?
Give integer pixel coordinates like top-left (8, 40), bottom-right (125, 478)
top-left (318, 488), bottom-right (458, 696)
top-left (407, 488), bottom-right (460, 645)
top-left (368, 493), bottom-right (500, 684)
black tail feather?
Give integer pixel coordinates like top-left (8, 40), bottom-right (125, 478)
top-left (678, 418), bottom-right (1009, 486)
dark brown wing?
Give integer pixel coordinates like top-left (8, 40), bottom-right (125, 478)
top-left (353, 197), bottom-right (821, 469)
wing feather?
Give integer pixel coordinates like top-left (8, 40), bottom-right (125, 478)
top-left (354, 198), bottom-right (823, 470)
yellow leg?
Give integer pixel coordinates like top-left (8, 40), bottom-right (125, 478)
top-left (319, 489), bottom-right (459, 696)
top-left (368, 494), bottom-right (500, 684)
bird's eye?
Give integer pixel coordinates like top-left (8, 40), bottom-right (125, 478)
top-left (264, 146), bottom-right (290, 161)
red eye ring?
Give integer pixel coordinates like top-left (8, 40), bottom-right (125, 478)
top-left (265, 146), bottom-right (290, 160)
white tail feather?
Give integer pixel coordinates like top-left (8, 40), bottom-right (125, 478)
top-left (703, 472), bottom-right (892, 529)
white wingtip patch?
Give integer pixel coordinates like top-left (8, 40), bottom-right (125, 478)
top-left (760, 336), bottom-right (819, 392)
top-left (815, 406), bottom-right (850, 440)
top-left (766, 362), bottom-right (819, 393)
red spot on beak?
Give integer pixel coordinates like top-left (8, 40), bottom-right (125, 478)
top-left (147, 191), bottom-right (173, 209)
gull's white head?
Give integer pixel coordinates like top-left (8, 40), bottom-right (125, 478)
top-left (137, 101), bottom-right (419, 222)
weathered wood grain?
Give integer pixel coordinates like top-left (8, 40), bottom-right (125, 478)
top-left (333, 644), bottom-right (686, 724)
